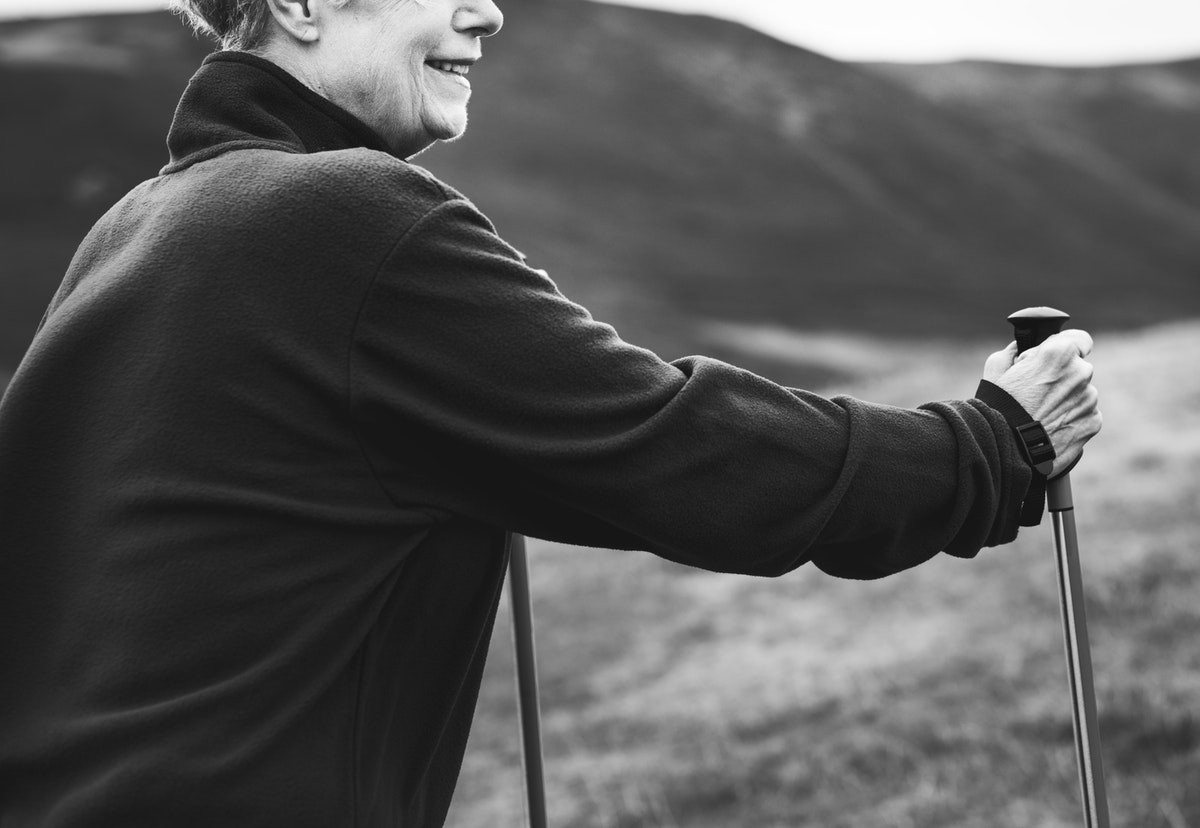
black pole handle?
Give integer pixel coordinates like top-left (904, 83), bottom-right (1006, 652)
top-left (1008, 307), bottom-right (1070, 355)
top-left (1008, 306), bottom-right (1079, 479)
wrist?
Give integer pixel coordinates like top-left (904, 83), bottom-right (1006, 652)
top-left (975, 379), bottom-right (1055, 476)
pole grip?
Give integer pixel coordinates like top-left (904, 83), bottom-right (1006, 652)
top-left (1007, 306), bottom-right (1078, 491)
top-left (1008, 307), bottom-right (1070, 355)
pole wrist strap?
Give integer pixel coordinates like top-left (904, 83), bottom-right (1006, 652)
top-left (975, 379), bottom-right (1055, 526)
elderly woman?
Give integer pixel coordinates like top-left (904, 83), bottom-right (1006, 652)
top-left (0, 0), bottom-right (1100, 825)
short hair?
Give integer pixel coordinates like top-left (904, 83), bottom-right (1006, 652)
top-left (169, 0), bottom-right (351, 52)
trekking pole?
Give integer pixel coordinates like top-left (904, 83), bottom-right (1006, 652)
top-left (507, 533), bottom-right (548, 828)
top-left (1008, 308), bottom-right (1110, 828)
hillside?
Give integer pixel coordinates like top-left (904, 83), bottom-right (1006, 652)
top-left (868, 58), bottom-right (1200, 213)
top-left (2, 4), bottom-right (1199, 380)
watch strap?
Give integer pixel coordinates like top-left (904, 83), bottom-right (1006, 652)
top-left (975, 379), bottom-right (1054, 526)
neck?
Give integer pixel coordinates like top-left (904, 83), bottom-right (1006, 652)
top-left (252, 39), bottom-right (330, 102)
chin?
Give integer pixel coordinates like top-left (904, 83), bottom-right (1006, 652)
top-left (438, 123), bottom-right (468, 143)
top-left (381, 120), bottom-right (461, 159)
top-left (433, 109), bottom-right (469, 140)
top-left (408, 135), bottom-right (462, 160)
top-left (411, 118), bottom-right (468, 156)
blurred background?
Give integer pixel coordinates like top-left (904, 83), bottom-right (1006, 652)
top-left (2, 0), bottom-right (1197, 824)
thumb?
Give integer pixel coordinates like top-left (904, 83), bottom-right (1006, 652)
top-left (983, 341), bottom-right (1018, 383)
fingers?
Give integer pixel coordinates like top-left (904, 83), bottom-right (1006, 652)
top-left (1080, 383), bottom-right (1102, 431)
top-left (1048, 328), bottom-right (1094, 359)
top-left (1081, 358), bottom-right (1096, 386)
top-left (1049, 384), bottom-right (1102, 476)
top-left (986, 326), bottom-right (1102, 476)
top-left (1013, 329), bottom-right (1093, 366)
top-left (1052, 331), bottom-right (1096, 396)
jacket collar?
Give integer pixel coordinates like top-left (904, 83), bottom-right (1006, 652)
top-left (162, 51), bottom-right (393, 174)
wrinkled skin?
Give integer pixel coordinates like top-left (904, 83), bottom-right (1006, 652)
top-left (983, 327), bottom-right (1102, 477)
top-left (260, 0), bottom-right (504, 158)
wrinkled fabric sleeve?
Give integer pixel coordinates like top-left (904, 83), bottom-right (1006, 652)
top-left (348, 198), bottom-right (1031, 579)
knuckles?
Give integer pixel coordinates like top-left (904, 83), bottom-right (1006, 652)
top-left (987, 331), bottom-right (1102, 446)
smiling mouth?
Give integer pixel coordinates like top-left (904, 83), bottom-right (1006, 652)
top-left (425, 60), bottom-right (472, 78)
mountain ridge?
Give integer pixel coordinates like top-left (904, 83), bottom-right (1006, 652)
top-left (2, 3), bottom-right (1197, 383)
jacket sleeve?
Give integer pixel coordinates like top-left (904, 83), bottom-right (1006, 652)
top-left (348, 197), bottom-right (1032, 579)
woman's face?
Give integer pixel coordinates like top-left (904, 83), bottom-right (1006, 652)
top-left (309, 0), bottom-right (504, 157)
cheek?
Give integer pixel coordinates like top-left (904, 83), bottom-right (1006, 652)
top-left (417, 73), bottom-right (463, 123)
top-left (367, 62), bottom-right (419, 129)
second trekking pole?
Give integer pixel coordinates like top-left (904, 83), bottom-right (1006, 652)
top-left (508, 533), bottom-right (548, 828)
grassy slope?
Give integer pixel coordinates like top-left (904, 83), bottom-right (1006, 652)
top-left (446, 321), bottom-right (1200, 827)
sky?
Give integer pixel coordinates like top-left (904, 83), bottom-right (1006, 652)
top-left (1, 0), bottom-right (1199, 65)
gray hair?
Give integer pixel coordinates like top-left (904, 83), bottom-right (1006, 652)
top-left (169, 0), bottom-right (352, 52)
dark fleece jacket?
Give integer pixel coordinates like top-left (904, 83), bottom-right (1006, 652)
top-left (0, 52), bottom-right (1031, 827)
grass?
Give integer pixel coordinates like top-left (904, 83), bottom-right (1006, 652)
top-left (445, 321), bottom-right (1200, 827)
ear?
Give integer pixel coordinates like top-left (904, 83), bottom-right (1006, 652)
top-left (263, 0), bottom-right (321, 43)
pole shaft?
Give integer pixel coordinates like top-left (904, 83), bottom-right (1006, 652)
top-left (1008, 308), bottom-right (1110, 825)
top-left (508, 534), bottom-right (548, 828)
top-left (1048, 475), bottom-right (1110, 828)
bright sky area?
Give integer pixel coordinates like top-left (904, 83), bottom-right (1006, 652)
top-left (1, 0), bottom-right (1199, 65)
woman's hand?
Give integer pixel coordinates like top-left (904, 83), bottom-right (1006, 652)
top-left (983, 330), bottom-right (1102, 477)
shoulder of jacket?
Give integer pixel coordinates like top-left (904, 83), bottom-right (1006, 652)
top-left (285, 149), bottom-right (460, 206)
top-left (166, 147), bottom-right (482, 260)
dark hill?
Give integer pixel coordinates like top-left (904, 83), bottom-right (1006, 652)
top-left (868, 58), bottom-right (1200, 213)
top-left (2, 3), bottom-right (1198, 382)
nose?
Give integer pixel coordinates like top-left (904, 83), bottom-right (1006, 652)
top-left (454, 0), bottom-right (503, 37)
